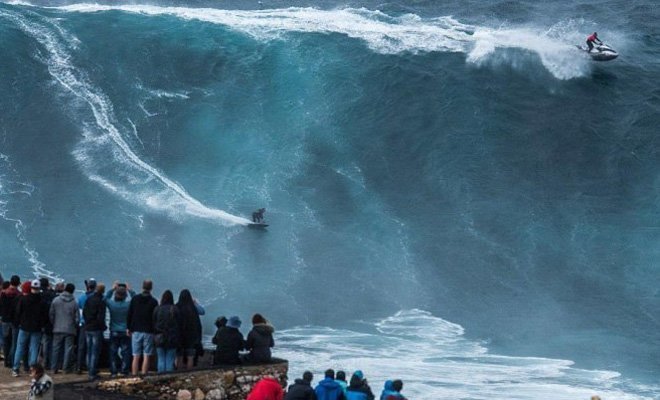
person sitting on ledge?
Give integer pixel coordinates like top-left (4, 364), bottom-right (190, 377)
top-left (285, 370), bottom-right (315, 400)
top-left (247, 375), bottom-right (284, 400)
top-left (243, 313), bottom-right (274, 363)
top-left (212, 315), bottom-right (245, 365)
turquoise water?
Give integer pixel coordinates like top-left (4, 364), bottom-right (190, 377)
top-left (0, 1), bottom-right (658, 397)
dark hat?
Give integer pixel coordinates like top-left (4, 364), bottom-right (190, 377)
top-left (227, 316), bottom-right (242, 329)
top-left (85, 278), bottom-right (97, 290)
top-left (215, 316), bottom-right (228, 328)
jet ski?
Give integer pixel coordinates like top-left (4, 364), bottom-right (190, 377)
top-left (577, 43), bottom-right (618, 61)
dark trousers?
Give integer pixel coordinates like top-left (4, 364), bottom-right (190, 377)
top-left (2, 323), bottom-right (22, 368)
top-left (109, 331), bottom-right (131, 375)
top-left (51, 333), bottom-right (75, 371)
top-left (41, 333), bottom-right (53, 370)
top-left (76, 326), bottom-right (87, 370)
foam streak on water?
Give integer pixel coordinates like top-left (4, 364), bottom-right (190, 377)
top-left (277, 310), bottom-right (656, 400)
top-left (23, 3), bottom-right (594, 79)
top-left (0, 8), bottom-right (250, 226)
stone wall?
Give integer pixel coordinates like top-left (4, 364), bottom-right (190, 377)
top-left (54, 360), bottom-right (288, 400)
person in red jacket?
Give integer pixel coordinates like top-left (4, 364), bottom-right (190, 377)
top-left (586, 32), bottom-right (603, 53)
top-left (247, 376), bottom-right (284, 400)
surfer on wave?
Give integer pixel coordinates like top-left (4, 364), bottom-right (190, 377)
top-left (252, 208), bottom-right (266, 223)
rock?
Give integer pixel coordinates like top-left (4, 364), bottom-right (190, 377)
top-left (147, 391), bottom-right (160, 397)
top-left (206, 388), bottom-right (226, 400)
top-left (223, 371), bottom-right (235, 386)
top-left (177, 389), bottom-right (193, 400)
top-left (194, 388), bottom-right (206, 400)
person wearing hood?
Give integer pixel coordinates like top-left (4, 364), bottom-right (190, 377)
top-left (212, 315), bottom-right (245, 365)
top-left (335, 371), bottom-right (348, 396)
top-left (1, 275), bottom-right (21, 368)
top-left (244, 313), bottom-right (275, 363)
top-left (12, 279), bottom-right (48, 377)
top-left (286, 371), bottom-right (317, 400)
top-left (315, 369), bottom-right (346, 400)
top-left (49, 283), bottom-right (79, 373)
top-left (345, 370), bottom-right (375, 400)
top-left (383, 380), bottom-right (406, 400)
top-left (127, 280), bottom-right (158, 376)
top-left (247, 375), bottom-right (284, 400)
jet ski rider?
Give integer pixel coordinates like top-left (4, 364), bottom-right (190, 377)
top-left (586, 32), bottom-right (603, 53)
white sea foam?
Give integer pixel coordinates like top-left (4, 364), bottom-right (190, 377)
top-left (36, 3), bottom-right (598, 79)
top-left (277, 309), bottom-right (657, 400)
top-left (0, 8), bottom-right (251, 226)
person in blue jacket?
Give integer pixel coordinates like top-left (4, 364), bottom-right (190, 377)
top-left (379, 381), bottom-right (396, 400)
top-left (345, 370), bottom-right (375, 400)
top-left (105, 282), bottom-right (135, 376)
top-left (315, 369), bottom-right (346, 400)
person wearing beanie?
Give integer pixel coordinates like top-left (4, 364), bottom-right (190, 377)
top-left (315, 369), bottom-right (346, 400)
top-left (212, 315), bottom-right (245, 365)
top-left (83, 284), bottom-right (106, 380)
top-left (49, 283), bottom-right (79, 373)
top-left (12, 279), bottom-right (48, 377)
top-left (247, 375), bottom-right (284, 400)
top-left (345, 370), bottom-right (375, 400)
top-left (244, 313), bottom-right (275, 363)
top-left (285, 371), bottom-right (316, 400)
top-left (0, 275), bottom-right (21, 368)
top-left (105, 282), bottom-right (135, 377)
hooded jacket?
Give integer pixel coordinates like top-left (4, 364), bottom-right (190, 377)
top-left (286, 378), bottom-right (317, 400)
top-left (346, 374), bottom-right (375, 400)
top-left (315, 377), bottom-right (346, 400)
top-left (213, 326), bottom-right (245, 365)
top-left (83, 292), bottom-right (106, 332)
top-left (15, 292), bottom-right (48, 332)
top-left (247, 376), bottom-right (284, 400)
top-left (49, 292), bottom-right (79, 335)
top-left (153, 304), bottom-right (181, 349)
top-left (246, 323), bottom-right (275, 362)
top-left (127, 292), bottom-right (158, 333)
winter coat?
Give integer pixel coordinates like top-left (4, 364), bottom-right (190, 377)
top-left (176, 304), bottom-right (202, 349)
top-left (127, 292), bottom-right (158, 333)
top-left (212, 326), bottom-right (245, 365)
top-left (83, 292), bottom-right (106, 332)
top-left (41, 289), bottom-right (57, 334)
top-left (247, 376), bottom-right (284, 400)
top-left (246, 323), bottom-right (275, 363)
top-left (315, 378), bottom-right (345, 400)
top-left (153, 304), bottom-right (180, 349)
top-left (346, 376), bottom-right (374, 400)
top-left (335, 380), bottom-right (348, 397)
top-left (104, 290), bottom-right (133, 333)
top-left (15, 293), bottom-right (48, 332)
top-left (49, 292), bottom-right (79, 335)
top-left (77, 291), bottom-right (93, 326)
top-left (0, 286), bottom-right (20, 323)
top-left (285, 379), bottom-right (317, 400)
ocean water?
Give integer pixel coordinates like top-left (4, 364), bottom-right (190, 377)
top-left (0, 1), bottom-right (658, 398)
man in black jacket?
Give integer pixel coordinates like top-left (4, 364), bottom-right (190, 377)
top-left (12, 279), bottom-right (48, 377)
top-left (83, 284), bottom-right (106, 380)
top-left (39, 278), bottom-right (57, 372)
top-left (1, 275), bottom-right (21, 368)
top-left (286, 371), bottom-right (317, 400)
top-left (127, 280), bottom-right (158, 376)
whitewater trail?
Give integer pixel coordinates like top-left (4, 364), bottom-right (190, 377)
top-left (34, 3), bottom-right (593, 79)
top-left (0, 7), bottom-right (251, 226)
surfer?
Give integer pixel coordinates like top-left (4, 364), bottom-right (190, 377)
top-left (252, 208), bottom-right (266, 223)
top-left (586, 32), bottom-right (603, 53)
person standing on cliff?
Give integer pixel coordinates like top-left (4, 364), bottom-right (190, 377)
top-left (127, 280), bottom-right (158, 376)
top-left (49, 283), bottom-right (79, 374)
top-left (105, 283), bottom-right (134, 377)
top-left (12, 279), bottom-right (48, 377)
top-left (175, 289), bottom-right (202, 370)
top-left (82, 283), bottom-right (106, 381)
top-left (1, 275), bottom-right (21, 369)
top-left (285, 371), bottom-right (316, 400)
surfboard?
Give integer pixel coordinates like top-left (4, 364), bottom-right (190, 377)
top-left (248, 223), bottom-right (269, 229)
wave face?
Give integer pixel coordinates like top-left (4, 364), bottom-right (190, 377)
top-left (1, 1), bottom-right (659, 397)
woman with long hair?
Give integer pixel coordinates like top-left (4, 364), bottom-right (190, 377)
top-left (175, 289), bottom-right (202, 370)
top-left (244, 313), bottom-right (274, 363)
top-left (153, 290), bottom-right (180, 372)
